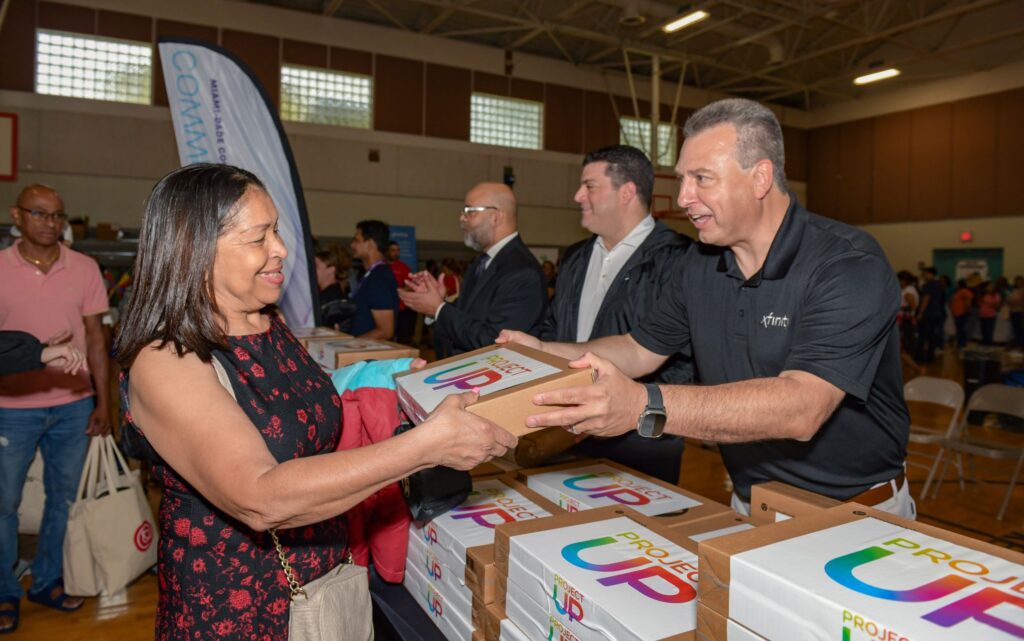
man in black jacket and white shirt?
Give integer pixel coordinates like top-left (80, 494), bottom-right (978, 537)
top-left (539, 145), bottom-right (692, 483)
top-left (401, 182), bottom-right (547, 358)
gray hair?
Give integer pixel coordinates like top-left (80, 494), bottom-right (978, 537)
top-left (683, 98), bottom-right (787, 192)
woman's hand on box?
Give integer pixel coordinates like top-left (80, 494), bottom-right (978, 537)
top-left (421, 391), bottom-right (518, 470)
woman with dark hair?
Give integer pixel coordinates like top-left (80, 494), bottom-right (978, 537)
top-left (314, 244), bottom-right (356, 332)
top-left (115, 164), bottom-right (516, 641)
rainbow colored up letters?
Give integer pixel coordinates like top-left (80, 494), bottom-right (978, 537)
top-left (423, 353), bottom-right (537, 391)
top-left (559, 531), bottom-right (697, 604)
top-left (824, 536), bottom-right (1024, 637)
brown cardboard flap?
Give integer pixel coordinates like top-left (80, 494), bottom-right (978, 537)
top-left (482, 601), bottom-right (505, 641)
top-left (696, 602), bottom-right (727, 641)
top-left (292, 327), bottom-right (350, 347)
top-left (511, 427), bottom-right (578, 467)
top-left (665, 511), bottom-right (754, 541)
top-left (514, 458), bottom-right (731, 524)
top-left (470, 458), bottom-right (520, 477)
top-left (697, 502), bottom-right (1024, 619)
top-left (335, 345), bottom-right (418, 368)
top-left (749, 481), bottom-right (841, 525)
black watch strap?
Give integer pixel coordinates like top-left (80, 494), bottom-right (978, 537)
top-left (644, 383), bottom-right (665, 413)
top-left (637, 383), bottom-right (667, 438)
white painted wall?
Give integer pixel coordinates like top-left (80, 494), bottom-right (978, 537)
top-left (0, 90), bottom-right (592, 245)
top-left (862, 217), bottom-right (1024, 279)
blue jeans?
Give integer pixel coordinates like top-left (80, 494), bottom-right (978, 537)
top-left (0, 397), bottom-right (93, 599)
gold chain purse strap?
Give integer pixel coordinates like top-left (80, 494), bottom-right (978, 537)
top-left (270, 528), bottom-right (308, 601)
top-left (270, 528), bottom-right (355, 602)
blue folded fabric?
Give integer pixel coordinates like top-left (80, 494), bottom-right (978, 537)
top-left (330, 358), bottom-right (415, 392)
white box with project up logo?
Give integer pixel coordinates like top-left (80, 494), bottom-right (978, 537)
top-left (517, 459), bottom-right (731, 521)
top-left (698, 503), bottom-right (1024, 641)
top-left (404, 554), bottom-right (476, 641)
top-left (407, 533), bottom-right (475, 625)
top-left (409, 476), bottom-right (560, 593)
top-left (393, 344), bottom-right (592, 435)
top-left (502, 511), bottom-right (701, 641)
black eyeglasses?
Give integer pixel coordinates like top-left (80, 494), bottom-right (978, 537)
top-left (461, 205), bottom-right (497, 218)
top-left (16, 205), bottom-right (68, 224)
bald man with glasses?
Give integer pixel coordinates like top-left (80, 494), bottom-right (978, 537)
top-left (1, 184), bottom-right (111, 631)
top-left (401, 182), bottom-right (547, 358)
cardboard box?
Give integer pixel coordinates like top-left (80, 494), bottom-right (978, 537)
top-left (403, 556), bottom-right (475, 641)
top-left (290, 326), bottom-right (350, 347)
top-left (470, 458), bottom-right (520, 477)
top-left (494, 506), bottom-right (703, 641)
top-left (748, 481), bottom-right (841, 525)
top-left (479, 601), bottom-right (506, 641)
top-left (394, 344), bottom-right (593, 435)
top-left (695, 602), bottom-right (767, 641)
top-left (508, 427), bottom-right (578, 467)
top-left (307, 336), bottom-right (418, 369)
top-left (698, 503), bottom-right (1024, 640)
top-left (515, 459), bottom-right (731, 522)
top-left (665, 512), bottom-right (757, 546)
top-left (411, 475), bottom-right (562, 605)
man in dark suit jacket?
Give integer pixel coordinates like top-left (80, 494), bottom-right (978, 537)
top-left (400, 182), bottom-right (547, 358)
top-left (538, 145), bottom-right (693, 483)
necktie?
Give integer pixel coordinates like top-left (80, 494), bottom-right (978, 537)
top-left (474, 256), bottom-right (489, 279)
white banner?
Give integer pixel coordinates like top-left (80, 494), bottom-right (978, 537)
top-left (159, 39), bottom-right (316, 328)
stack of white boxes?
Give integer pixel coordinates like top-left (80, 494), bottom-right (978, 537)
top-left (697, 503), bottom-right (1024, 641)
top-left (405, 476), bottom-right (559, 641)
top-left (496, 507), bottom-right (708, 641)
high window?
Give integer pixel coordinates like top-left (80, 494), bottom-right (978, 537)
top-left (35, 30), bottom-right (152, 104)
top-left (620, 116), bottom-right (678, 167)
top-left (470, 93), bottom-right (543, 150)
top-left (280, 65), bottom-right (372, 129)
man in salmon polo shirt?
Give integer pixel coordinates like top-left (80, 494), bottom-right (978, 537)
top-left (0, 184), bottom-right (111, 633)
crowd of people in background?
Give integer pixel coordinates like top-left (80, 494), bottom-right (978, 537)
top-left (896, 265), bottom-right (1024, 363)
top-left (309, 234), bottom-right (560, 346)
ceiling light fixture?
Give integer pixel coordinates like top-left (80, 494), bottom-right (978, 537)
top-left (853, 68), bottom-right (900, 85)
top-left (662, 10), bottom-right (709, 33)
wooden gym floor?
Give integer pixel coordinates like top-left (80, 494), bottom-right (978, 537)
top-left (9, 344), bottom-right (1024, 640)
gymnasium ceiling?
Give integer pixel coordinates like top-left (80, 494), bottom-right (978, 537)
top-left (236, 0), bottom-right (1024, 110)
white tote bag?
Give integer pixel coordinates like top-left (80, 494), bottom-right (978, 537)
top-left (17, 450), bottom-right (45, 534)
top-left (63, 435), bottom-right (158, 596)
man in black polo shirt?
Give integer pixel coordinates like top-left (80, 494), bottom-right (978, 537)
top-left (498, 98), bottom-right (913, 518)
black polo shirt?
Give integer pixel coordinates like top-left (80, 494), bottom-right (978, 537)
top-left (631, 197), bottom-right (909, 501)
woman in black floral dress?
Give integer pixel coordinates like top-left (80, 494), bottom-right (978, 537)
top-left (115, 164), bottom-right (516, 641)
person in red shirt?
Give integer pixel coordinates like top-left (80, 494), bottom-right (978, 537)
top-left (387, 241), bottom-right (415, 344)
top-left (949, 279), bottom-right (974, 348)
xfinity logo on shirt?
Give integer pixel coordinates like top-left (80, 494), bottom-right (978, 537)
top-left (761, 312), bottom-right (790, 329)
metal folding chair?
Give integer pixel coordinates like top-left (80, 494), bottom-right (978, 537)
top-left (935, 384), bottom-right (1024, 520)
top-left (903, 376), bottom-right (964, 500)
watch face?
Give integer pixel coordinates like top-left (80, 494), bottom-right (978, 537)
top-left (638, 410), bottom-right (667, 438)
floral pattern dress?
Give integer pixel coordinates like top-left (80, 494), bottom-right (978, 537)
top-left (120, 316), bottom-right (347, 641)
